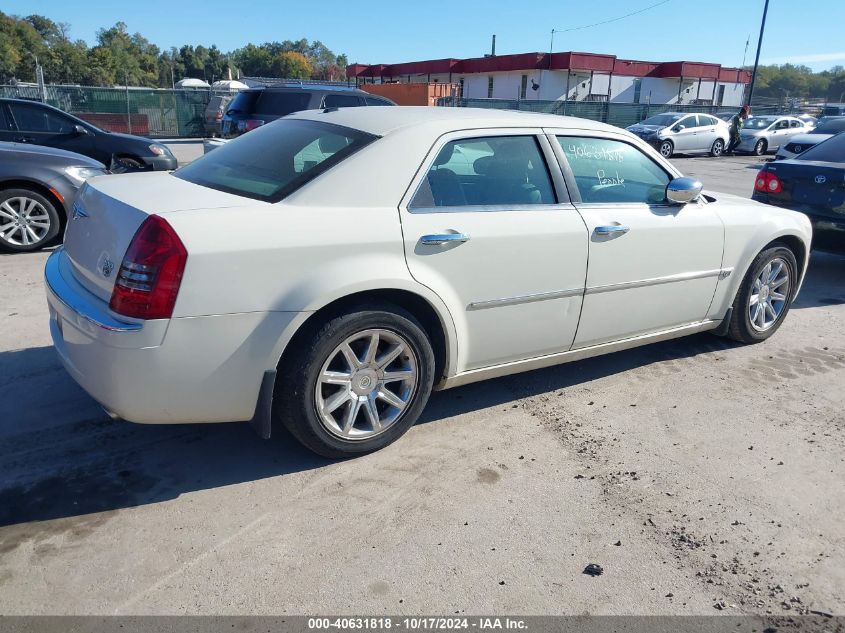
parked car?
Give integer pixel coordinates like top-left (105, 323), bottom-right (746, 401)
top-left (753, 132), bottom-right (845, 253)
top-left (45, 107), bottom-right (811, 457)
top-left (775, 116), bottom-right (845, 160)
top-left (735, 115), bottom-right (812, 156)
top-left (221, 84), bottom-right (394, 138)
top-left (821, 103), bottom-right (845, 117)
top-left (796, 114), bottom-right (818, 127)
top-left (626, 112), bottom-right (730, 157)
top-left (203, 93), bottom-right (232, 137)
top-left (0, 142), bottom-right (107, 252)
top-left (0, 98), bottom-right (177, 171)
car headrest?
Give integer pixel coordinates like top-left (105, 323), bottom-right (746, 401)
top-left (433, 143), bottom-right (455, 166)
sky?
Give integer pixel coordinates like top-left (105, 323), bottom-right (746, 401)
top-left (9, 0), bottom-right (845, 72)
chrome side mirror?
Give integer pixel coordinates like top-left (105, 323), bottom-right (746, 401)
top-left (666, 177), bottom-right (703, 204)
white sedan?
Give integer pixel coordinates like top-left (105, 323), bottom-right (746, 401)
top-left (45, 107), bottom-right (812, 457)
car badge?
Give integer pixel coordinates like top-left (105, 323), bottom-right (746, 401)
top-left (72, 202), bottom-right (89, 220)
top-left (101, 259), bottom-right (114, 278)
top-left (815, 175), bottom-right (827, 184)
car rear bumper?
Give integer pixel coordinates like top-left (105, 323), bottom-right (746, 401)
top-left (45, 248), bottom-right (299, 424)
top-left (751, 195), bottom-right (844, 252)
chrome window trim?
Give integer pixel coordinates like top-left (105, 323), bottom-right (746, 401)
top-left (467, 287), bottom-right (583, 311)
top-left (409, 202), bottom-right (578, 215)
top-left (45, 248), bottom-right (143, 333)
top-left (585, 268), bottom-right (732, 295)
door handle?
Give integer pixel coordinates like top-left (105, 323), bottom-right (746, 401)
top-left (594, 225), bottom-right (630, 236)
top-left (420, 233), bottom-right (470, 246)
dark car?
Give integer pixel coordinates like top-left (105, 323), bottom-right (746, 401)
top-left (0, 141), bottom-right (107, 252)
top-left (221, 85), bottom-right (394, 138)
top-left (752, 131), bottom-right (845, 253)
top-left (0, 98), bottom-right (177, 171)
top-left (775, 116), bottom-right (845, 160)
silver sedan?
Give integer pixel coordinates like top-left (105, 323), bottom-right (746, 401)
top-left (736, 116), bottom-right (812, 156)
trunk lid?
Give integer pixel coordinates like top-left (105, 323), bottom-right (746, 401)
top-left (63, 172), bottom-right (247, 301)
top-left (767, 160), bottom-right (845, 218)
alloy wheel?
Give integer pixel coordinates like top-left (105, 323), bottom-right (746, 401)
top-left (0, 196), bottom-right (52, 247)
top-left (660, 142), bottom-right (673, 157)
top-left (748, 257), bottom-right (790, 332)
top-left (315, 328), bottom-right (418, 440)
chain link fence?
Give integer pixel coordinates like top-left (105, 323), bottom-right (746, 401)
top-left (1, 84), bottom-right (216, 138)
top-left (436, 97), bottom-right (789, 128)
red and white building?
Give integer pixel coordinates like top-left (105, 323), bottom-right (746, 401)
top-left (348, 52), bottom-right (751, 107)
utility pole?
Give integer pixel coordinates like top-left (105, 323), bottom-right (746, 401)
top-left (746, 0), bottom-right (770, 107)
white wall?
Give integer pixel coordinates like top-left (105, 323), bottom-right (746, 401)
top-left (610, 75), bottom-right (638, 103)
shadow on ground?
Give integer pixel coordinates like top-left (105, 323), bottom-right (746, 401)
top-left (0, 250), bottom-right (842, 531)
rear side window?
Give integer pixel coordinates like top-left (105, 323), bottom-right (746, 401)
top-left (558, 136), bottom-right (670, 204)
top-left (255, 91), bottom-right (312, 116)
top-left (174, 119), bottom-right (377, 202)
top-left (410, 135), bottom-right (556, 209)
top-left (796, 133), bottom-right (845, 163)
top-left (323, 94), bottom-right (363, 108)
top-left (0, 105), bottom-right (10, 131)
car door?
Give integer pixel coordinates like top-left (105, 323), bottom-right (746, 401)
top-left (769, 119), bottom-right (791, 150)
top-left (549, 132), bottom-right (724, 348)
top-left (6, 101), bottom-right (93, 156)
top-left (696, 114), bottom-right (719, 151)
top-left (400, 130), bottom-right (589, 372)
top-left (671, 115), bottom-right (699, 152)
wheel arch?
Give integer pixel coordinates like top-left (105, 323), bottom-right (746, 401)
top-left (272, 285), bottom-right (458, 389)
top-left (0, 178), bottom-right (67, 219)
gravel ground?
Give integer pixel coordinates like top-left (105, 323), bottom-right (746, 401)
top-left (0, 157), bottom-right (842, 616)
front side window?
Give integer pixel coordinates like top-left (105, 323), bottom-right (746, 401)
top-left (557, 136), bottom-right (671, 204)
top-left (677, 115), bottom-right (699, 130)
top-left (410, 135), bottom-right (556, 209)
top-left (790, 120), bottom-right (803, 128)
top-left (174, 119), bottom-right (377, 202)
top-left (9, 103), bottom-right (74, 133)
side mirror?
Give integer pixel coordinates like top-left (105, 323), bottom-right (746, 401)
top-left (666, 177), bottom-right (703, 205)
top-left (673, 125), bottom-right (683, 132)
top-left (73, 124), bottom-right (89, 136)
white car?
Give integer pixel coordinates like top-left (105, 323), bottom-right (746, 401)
top-left (45, 107), bottom-right (812, 457)
top-left (736, 115), bottom-right (813, 156)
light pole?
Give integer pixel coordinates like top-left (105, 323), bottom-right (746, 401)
top-left (746, 0), bottom-right (770, 107)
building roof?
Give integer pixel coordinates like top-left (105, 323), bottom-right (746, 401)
top-left (348, 51), bottom-right (752, 83)
top-left (287, 105), bottom-right (616, 137)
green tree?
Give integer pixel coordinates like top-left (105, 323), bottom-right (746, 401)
top-left (270, 51), bottom-right (312, 79)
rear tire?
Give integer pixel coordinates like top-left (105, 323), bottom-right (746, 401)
top-left (275, 303), bottom-right (435, 458)
top-left (753, 139), bottom-right (767, 156)
top-left (710, 138), bottom-right (725, 157)
top-left (0, 188), bottom-right (61, 253)
top-left (726, 245), bottom-right (798, 344)
top-left (659, 140), bottom-right (674, 158)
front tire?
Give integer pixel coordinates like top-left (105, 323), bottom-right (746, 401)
top-left (659, 140), bottom-right (674, 158)
top-left (276, 304), bottom-right (436, 458)
top-left (753, 139), bottom-right (767, 156)
top-left (0, 188), bottom-right (61, 252)
top-left (710, 138), bottom-right (725, 157)
top-left (727, 245), bottom-right (797, 344)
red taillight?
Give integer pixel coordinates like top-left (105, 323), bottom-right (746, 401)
top-left (243, 119), bottom-right (264, 132)
top-left (109, 215), bottom-right (188, 320)
top-left (754, 170), bottom-right (782, 194)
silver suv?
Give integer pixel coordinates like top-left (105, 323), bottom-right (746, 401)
top-left (627, 112), bottom-right (730, 158)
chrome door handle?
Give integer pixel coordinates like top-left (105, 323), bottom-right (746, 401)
top-left (420, 233), bottom-right (470, 246)
top-left (594, 225), bottom-right (630, 236)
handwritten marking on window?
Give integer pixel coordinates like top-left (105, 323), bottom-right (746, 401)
top-left (566, 143), bottom-right (625, 162)
top-left (596, 169), bottom-right (625, 186)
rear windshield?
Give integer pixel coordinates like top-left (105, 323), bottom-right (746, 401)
top-left (796, 132), bottom-right (845, 163)
top-left (255, 91), bottom-right (312, 115)
top-left (226, 90), bottom-right (259, 115)
top-left (174, 118), bottom-right (378, 202)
